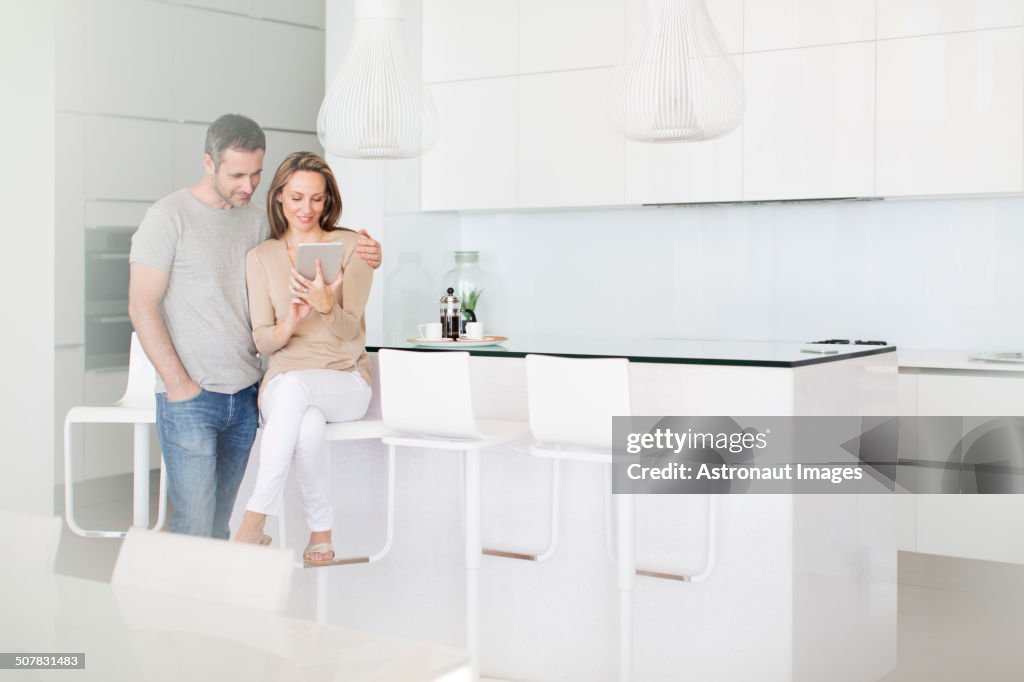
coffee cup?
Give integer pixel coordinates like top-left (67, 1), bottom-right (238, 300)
top-left (465, 322), bottom-right (484, 340)
top-left (418, 322), bottom-right (443, 340)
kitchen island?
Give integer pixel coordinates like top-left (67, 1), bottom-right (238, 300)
top-left (367, 335), bottom-right (898, 416)
top-left (233, 338), bottom-right (900, 681)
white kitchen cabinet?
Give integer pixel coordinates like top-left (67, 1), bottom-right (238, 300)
top-left (56, 113), bottom-right (85, 347)
top-left (518, 68), bottom-right (624, 209)
top-left (897, 372), bottom-right (917, 417)
top-left (908, 369), bottom-right (1024, 564)
top-left (744, 0), bottom-right (875, 52)
top-left (172, 122), bottom-right (208, 191)
top-left (624, 128), bottom-right (743, 205)
top-left (416, 1), bottom-right (1024, 211)
top-left (86, 0), bottom-right (174, 120)
top-left (878, 0), bottom-right (1024, 39)
top-left (251, 0), bottom-right (325, 28)
top-left (743, 42), bottom-right (875, 201)
top-left (876, 28), bottom-right (1024, 197)
top-left (251, 21), bottom-right (323, 132)
top-left (916, 372), bottom-right (1024, 416)
top-left (84, 201), bottom-right (152, 229)
top-left (917, 495), bottom-right (1024, 565)
top-left (173, 7), bottom-right (256, 124)
top-left (519, 0), bottom-right (625, 74)
top-left (422, 0), bottom-right (518, 83)
top-left (85, 117), bottom-right (174, 202)
top-left (421, 78), bottom-right (517, 211)
top-left (383, 158), bottom-right (423, 214)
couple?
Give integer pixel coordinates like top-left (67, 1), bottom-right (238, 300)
top-left (129, 114), bottom-right (379, 565)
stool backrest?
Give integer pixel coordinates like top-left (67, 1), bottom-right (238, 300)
top-left (526, 354), bottom-right (631, 451)
top-left (118, 332), bottom-right (157, 409)
top-left (379, 349), bottom-right (480, 438)
top-left (112, 528), bottom-right (293, 614)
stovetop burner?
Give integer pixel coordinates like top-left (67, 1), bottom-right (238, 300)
top-left (807, 338), bottom-right (888, 346)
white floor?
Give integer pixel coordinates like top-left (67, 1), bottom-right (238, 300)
top-left (54, 471), bottom-right (162, 583)
top-left (55, 476), bottom-right (1024, 681)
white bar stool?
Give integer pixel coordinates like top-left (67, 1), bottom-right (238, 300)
top-left (378, 349), bottom-right (528, 682)
top-left (113, 527), bottom-right (294, 614)
top-left (64, 332), bottom-right (167, 538)
top-left (525, 354), bottom-right (637, 682)
top-left (270, 418), bottom-right (388, 625)
top-left (524, 354), bottom-right (718, 682)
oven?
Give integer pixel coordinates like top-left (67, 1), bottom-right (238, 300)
top-left (84, 227), bottom-right (134, 369)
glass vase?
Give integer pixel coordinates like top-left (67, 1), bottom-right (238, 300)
top-left (442, 251), bottom-right (489, 334)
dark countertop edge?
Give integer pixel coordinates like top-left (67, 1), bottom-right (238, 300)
top-left (365, 344), bottom-right (897, 368)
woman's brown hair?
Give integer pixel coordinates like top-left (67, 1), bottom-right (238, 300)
top-left (266, 151), bottom-right (342, 239)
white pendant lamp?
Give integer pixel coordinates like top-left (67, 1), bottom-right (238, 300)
top-left (610, 0), bottom-right (744, 143)
top-left (318, 0), bottom-right (438, 159)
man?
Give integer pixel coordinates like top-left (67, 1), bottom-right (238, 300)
top-left (128, 114), bottom-right (382, 538)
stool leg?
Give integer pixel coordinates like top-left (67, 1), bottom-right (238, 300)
top-left (133, 423), bottom-right (151, 528)
top-left (464, 448), bottom-right (482, 681)
top-left (312, 453), bottom-right (334, 623)
top-left (316, 569), bottom-right (329, 624)
top-left (616, 493), bottom-right (636, 682)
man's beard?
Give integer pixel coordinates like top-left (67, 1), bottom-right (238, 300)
top-left (215, 180), bottom-right (251, 208)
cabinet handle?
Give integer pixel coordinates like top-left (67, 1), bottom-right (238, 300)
top-left (97, 316), bottom-right (130, 324)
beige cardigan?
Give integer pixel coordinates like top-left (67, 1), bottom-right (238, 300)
top-left (244, 229), bottom-right (373, 404)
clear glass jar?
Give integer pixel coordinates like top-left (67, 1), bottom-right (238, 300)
top-left (385, 251), bottom-right (433, 341)
top-left (442, 251), bottom-right (489, 333)
top-left (440, 250), bottom-right (487, 333)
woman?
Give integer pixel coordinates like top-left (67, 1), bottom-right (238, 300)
top-left (234, 151), bottom-right (373, 565)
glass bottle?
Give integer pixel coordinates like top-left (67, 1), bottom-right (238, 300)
top-left (385, 251), bottom-right (432, 341)
top-left (442, 251), bottom-right (489, 333)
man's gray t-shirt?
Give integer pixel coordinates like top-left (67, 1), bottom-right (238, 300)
top-left (130, 188), bottom-right (269, 394)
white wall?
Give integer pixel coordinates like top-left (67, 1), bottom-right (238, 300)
top-left (0, 1), bottom-right (56, 513)
top-left (437, 196), bottom-right (1024, 351)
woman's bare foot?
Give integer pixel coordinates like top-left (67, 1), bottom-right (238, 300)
top-left (304, 529), bottom-right (334, 563)
top-left (235, 511), bottom-right (268, 544)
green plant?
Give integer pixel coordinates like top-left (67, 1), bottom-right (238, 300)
top-left (460, 287), bottom-right (484, 311)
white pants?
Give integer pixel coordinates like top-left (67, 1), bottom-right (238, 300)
top-left (246, 369), bottom-right (371, 531)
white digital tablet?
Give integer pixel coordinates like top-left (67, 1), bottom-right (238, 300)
top-left (295, 243), bottom-right (344, 284)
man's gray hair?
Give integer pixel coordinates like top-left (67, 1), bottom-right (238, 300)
top-left (204, 114), bottom-right (266, 169)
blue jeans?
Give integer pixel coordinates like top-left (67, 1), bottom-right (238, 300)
top-left (156, 384), bottom-right (259, 539)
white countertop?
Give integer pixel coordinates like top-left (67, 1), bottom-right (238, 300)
top-left (899, 349), bottom-right (1024, 373)
top-left (369, 335), bottom-right (896, 368)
